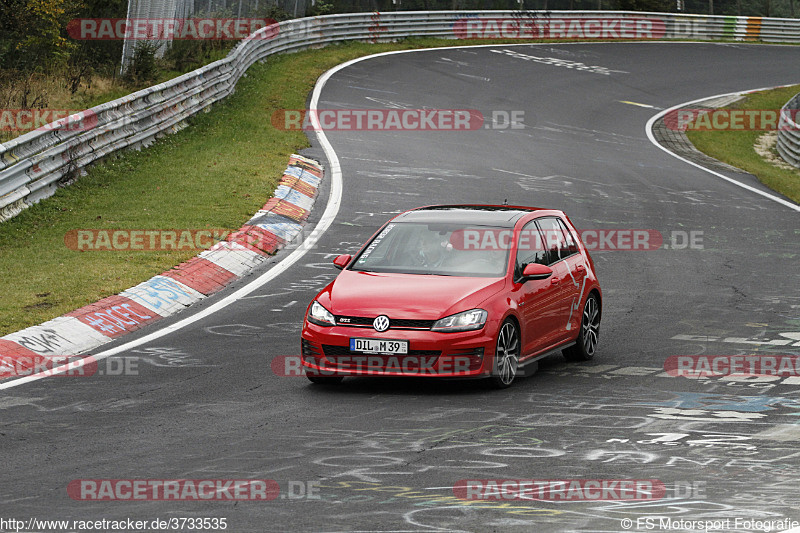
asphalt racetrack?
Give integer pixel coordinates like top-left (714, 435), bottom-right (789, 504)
top-left (3, 42), bottom-right (800, 532)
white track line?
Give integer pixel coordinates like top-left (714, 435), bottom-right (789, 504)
top-left (645, 86), bottom-right (800, 212)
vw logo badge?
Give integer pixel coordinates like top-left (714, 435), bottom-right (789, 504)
top-left (373, 315), bottom-right (390, 332)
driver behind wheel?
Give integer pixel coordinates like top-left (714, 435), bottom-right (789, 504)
top-left (413, 230), bottom-right (450, 268)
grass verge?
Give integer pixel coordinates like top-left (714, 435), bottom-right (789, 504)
top-left (685, 84), bottom-right (800, 205)
top-left (0, 37), bottom-right (557, 335)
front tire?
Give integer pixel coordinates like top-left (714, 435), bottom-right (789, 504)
top-left (563, 293), bottom-right (600, 362)
top-left (490, 320), bottom-right (520, 389)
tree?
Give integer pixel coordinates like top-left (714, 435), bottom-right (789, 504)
top-left (10, 0), bottom-right (81, 71)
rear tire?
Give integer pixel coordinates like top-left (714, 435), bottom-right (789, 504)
top-left (490, 320), bottom-right (520, 389)
top-left (563, 293), bottom-right (600, 362)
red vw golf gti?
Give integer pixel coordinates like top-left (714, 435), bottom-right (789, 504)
top-left (301, 205), bottom-right (601, 388)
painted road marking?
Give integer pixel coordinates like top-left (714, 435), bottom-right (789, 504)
top-left (619, 100), bottom-right (663, 110)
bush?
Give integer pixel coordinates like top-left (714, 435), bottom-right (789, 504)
top-left (125, 41), bottom-right (161, 85)
top-left (307, 0), bottom-right (335, 16)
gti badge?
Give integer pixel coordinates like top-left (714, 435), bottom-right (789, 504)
top-left (373, 315), bottom-right (390, 332)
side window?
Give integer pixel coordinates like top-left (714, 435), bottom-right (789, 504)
top-left (557, 218), bottom-right (579, 257)
top-left (535, 218), bottom-right (567, 265)
top-left (515, 221), bottom-right (548, 277)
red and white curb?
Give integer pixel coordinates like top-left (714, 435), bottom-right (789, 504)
top-left (0, 153), bottom-right (323, 379)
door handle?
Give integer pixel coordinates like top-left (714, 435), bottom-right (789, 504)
top-left (550, 277), bottom-right (560, 285)
top-left (576, 264), bottom-right (586, 272)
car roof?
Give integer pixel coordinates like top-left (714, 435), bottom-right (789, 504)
top-left (393, 204), bottom-right (543, 228)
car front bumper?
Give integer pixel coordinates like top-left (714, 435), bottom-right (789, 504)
top-left (300, 322), bottom-right (496, 378)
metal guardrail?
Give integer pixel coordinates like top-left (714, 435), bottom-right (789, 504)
top-left (3, 10), bottom-right (800, 221)
top-left (777, 92), bottom-right (800, 167)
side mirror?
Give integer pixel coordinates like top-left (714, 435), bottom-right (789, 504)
top-left (521, 263), bottom-right (553, 280)
top-left (333, 254), bottom-right (352, 270)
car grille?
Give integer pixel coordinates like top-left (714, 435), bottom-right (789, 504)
top-left (322, 345), bottom-right (441, 357)
top-left (321, 345), bottom-right (441, 370)
top-left (334, 316), bottom-right (435, 330)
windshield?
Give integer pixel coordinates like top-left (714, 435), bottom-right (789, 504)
top-left (350, 222), bottom-right (511, 277)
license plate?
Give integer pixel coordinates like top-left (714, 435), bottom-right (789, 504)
top-left (350, 338), bottom-right (408, 355)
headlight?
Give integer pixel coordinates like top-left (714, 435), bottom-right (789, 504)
top-left (307, 300), bottom-right (336, 327)
top-left (431, 309), bottom-right (488, 332)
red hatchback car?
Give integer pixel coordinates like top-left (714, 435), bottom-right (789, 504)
top-left (300, 205), bottom-right (601, 388)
